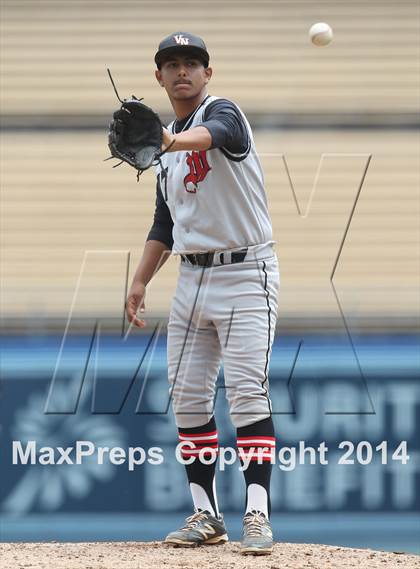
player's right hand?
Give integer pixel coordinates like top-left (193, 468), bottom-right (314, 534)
top-left (126, 282), bottom-right (147, 328)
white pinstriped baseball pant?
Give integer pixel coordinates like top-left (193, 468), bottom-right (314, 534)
top-left (167, 246), bottom-right (280, 429)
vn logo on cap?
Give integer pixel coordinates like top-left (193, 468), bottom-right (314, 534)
top-left (174, 34), bottom-right (189, 45)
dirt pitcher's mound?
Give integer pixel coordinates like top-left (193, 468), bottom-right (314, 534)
top-left (1, 541), bottom-right (419, 569)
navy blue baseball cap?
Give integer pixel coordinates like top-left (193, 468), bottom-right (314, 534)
top-left (155, 32), bottom-right (210, 69)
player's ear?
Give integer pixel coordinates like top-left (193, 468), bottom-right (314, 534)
top-left (204, 66), bottom-right (212, 84)
top-left (155, 69), bottom-right (164, 87)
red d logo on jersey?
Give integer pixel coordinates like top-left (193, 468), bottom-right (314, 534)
top-left (184, 151), bottom-right (211, 193)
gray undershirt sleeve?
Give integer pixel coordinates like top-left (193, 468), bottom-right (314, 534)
top-left (146, 183), bottom-right (174, 250)
top-left (199, 99), bottom-right (249, 154)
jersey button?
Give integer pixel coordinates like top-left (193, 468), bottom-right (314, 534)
top-left (185, 226), bottom-right (190, 233)
top-left (179, 199), bottom-right (184, 205)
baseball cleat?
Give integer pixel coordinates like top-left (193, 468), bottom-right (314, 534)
top-left (164, 509), bottom-right (228, 547)
top-left (240, 510), bottom-right (274, 555)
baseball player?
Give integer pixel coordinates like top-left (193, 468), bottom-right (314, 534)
top-left (125, 32), bottom-right (280, 555)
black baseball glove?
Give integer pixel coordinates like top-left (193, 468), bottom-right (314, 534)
top-left (108, 97), bottom-right (164, 177)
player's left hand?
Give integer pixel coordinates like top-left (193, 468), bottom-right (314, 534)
top-left (162, 127), bottom-right (176, 153)
top-left (107, 97), bottom-right (164, 176)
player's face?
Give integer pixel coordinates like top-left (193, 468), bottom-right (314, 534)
top-left (156, 55), bottom-right (212, 101)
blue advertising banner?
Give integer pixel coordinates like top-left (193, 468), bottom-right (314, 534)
top-left (0, 333), bottom-right (420, 551)
top-left (2, 333), bottom-right (418, 522)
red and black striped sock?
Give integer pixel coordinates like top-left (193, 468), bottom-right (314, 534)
top-left (178, 416), bottom-right (219, 517)
top-left (236, 416), bottom-right (275, 518)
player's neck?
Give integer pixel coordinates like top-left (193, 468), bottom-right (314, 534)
top-left (171, 89), bottom-right (209, 120)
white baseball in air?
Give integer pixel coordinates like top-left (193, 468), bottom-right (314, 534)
top-left (309, 22), bottom-right (333, 46)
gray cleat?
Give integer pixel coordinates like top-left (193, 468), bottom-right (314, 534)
top-left (164, 509), bottom-right (228, 547)
top-left (240, 510), bottom-right (274, 555)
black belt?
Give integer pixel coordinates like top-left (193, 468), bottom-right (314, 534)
top-left (181, 247), bottom-right (249, 267)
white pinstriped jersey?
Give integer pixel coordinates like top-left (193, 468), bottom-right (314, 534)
top-left (154, 95), bottom-right (274, 254)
